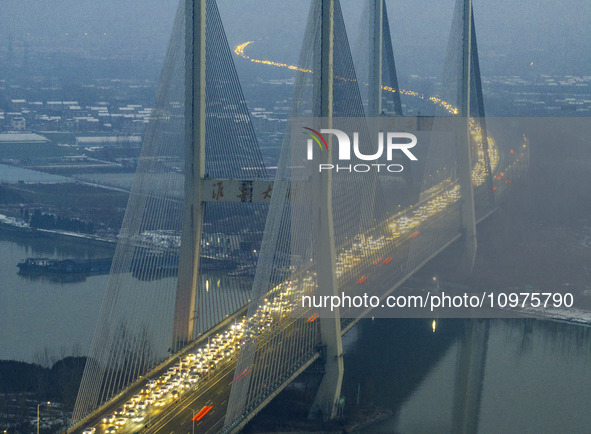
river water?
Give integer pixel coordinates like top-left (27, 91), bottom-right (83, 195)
top-left (0, 232), bottom-right (113, 362)
top-left (2, 234), bottom-right (591, 432)
top-left (346, 318), bottom-right (591, 433)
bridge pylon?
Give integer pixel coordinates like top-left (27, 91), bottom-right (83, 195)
top-left (367, 0), bottom-right (383, 118)
top-left (307, 0), bottom-right (345, 422)
top-left (172, 0), bottom-right (207, 351)
top-left (173, 0), bottom-right (272, 351)
top-left (445, 0), bottom-right (496, 271)
top-left (453, 0), bottom-right (478, 271)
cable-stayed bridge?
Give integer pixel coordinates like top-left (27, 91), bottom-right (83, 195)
top-left (69, 0), bottom-right (527, 433)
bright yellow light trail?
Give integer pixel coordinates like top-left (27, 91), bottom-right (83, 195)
top-left (234, 40), bottom-right (458, 114)
top-left (235, 41), bottom-right (313, 73)
top-left (233, 40), bottom-right (512, 182)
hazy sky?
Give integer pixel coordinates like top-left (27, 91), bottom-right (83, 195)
top-left (2, 0), bottom-right (590, 73)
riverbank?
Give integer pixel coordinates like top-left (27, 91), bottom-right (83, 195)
top-left (0, 357), bottom-right (84, 433)
top-left (0, 215), bottom-right (116, 248)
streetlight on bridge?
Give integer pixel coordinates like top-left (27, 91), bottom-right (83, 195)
top-left (189, 407), bottom-right (197, 434)
top-left (432, 276), bottom-right (439, 333)
top-left (36, 401), bottom-right (51, 434)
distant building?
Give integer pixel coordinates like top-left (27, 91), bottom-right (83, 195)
top-left (10, 116), bottom-right (26, 131)
top-left (75, 136), bottom-right (143, 147)
top-left (11, 99), bottom-right (26, 108)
